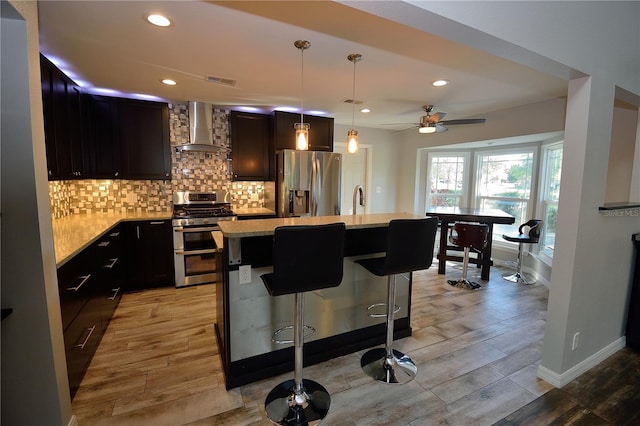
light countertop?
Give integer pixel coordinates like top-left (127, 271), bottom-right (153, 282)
top-left (53, 211), bottom-right (172, 267)
top-left (217, 213), bottom-right (423, 238)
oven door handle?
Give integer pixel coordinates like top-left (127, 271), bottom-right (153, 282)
top-left (174, 226), bottom-right (218, 233)
top-left (174, 248), bottom-right (219, 255)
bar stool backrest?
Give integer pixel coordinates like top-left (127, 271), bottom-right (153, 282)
top-left (450, 222), bottom-right (489, 250)
top-left (382, 217), bottom-right (439, 275)
top-left (267, 223), bottom-right (346, 296)
top-left (519, 219), bottom-right (543, 243)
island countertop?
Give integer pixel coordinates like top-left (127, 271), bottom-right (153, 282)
top-left (217, 212), bottom-right (424, 238)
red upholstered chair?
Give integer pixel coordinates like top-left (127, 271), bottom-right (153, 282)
top-left (447, 222), bottom-right (489, 290)
top-left (502, 219), bottom-right (543, 285)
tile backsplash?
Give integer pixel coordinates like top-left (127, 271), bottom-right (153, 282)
top-left (49, 103), bottom-right (268, 218)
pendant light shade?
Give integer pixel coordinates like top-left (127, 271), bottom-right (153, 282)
top-left (294, 40), bottom-right (310, 150)
top-left (347, 53), bottom-right (362, 154)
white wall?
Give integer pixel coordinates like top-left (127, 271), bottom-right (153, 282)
top-left (1, 1), bottom-right (73, 425)
top-left (334, 123), bottom-right (402, 213)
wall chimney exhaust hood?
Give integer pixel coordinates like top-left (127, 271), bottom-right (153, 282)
top-left (175, 102), bottom-right (229, 153)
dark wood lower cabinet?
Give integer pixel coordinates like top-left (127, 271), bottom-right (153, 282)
top-left (124, 220), bottom-right (175, 291)
top-left (57, 224), bottom-right (125, 399)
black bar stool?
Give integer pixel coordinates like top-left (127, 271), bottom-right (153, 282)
top-left (261, 223), bottom-right (345, 425)
top-left (354, 217), bottom-right (438, 384)
top-left (447, 222), bottom-right (488, 290)
top-left (502, 219), bottom-right (543, 285)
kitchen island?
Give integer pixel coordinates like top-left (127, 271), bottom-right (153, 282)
top-left (216, 213), bottom-right (426, 388)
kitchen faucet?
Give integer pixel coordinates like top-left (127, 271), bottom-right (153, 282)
top-left (353, 185), bottom-right (365, 215)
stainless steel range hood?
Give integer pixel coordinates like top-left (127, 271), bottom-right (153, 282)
top-left (175, 102), bottom-right (228, 152)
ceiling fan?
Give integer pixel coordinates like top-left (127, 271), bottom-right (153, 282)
top-left (386, 105), bottom-right (487, 134)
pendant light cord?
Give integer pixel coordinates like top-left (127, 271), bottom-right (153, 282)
top-left (300, 47), bottom-right (304, 125)
top-left (351, 58), bottom-right (356, 127)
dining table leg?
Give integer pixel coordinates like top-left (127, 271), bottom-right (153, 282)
top-left (437, 220), bottom-right (449, 274)
top-left (480, 223), bottom-right (494, 280)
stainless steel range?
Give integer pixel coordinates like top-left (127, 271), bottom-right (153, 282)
top-left (172, 191), bottom-right (236, 288)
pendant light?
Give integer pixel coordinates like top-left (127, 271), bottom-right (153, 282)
top-left (347, 53), bottom-right (362, 154)
top-left (294, 40), bottom-right (310, 150)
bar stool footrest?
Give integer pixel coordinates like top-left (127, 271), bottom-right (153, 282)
top-left (366, 302), bottom-right (401, 318)
top-left (272, 324), bottom-right (316, 345)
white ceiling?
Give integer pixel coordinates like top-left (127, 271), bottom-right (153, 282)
top-left (37, 1), bottom-right (568, 132)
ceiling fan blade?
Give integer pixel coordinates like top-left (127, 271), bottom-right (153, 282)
top-left (436, 123), bottom-right (448, 133)
top-left (380, 123), bottom-right (419, 126)
top-left (439, 118), bottom-right (486, 126)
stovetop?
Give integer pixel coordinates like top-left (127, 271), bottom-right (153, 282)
top-left (172, 191), bottom-right (236, 226)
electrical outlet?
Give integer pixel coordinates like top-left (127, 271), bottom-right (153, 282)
top-left (239, 265), bottom-right (251, 284)
top-left (572, 332), bottom-right (580, 350)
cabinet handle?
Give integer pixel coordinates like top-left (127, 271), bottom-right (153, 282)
top-left (115, 172), bottom-right (119, 177)
top-left (149, 221), bottom-right (165, 225)
top-left (67, 274), bottom-right (91, 292)
top-left (108, 287), bottom-right (120, 301)
top-left (109, 231), bottom-right (120, 237)
top-left (136, 225), bottom-right (141, 239)
top-left (104, 258), bottom-right (118, 269)
top-left (98, 241), bottom-right (110, 247)
top-left (75, 325), bottom-right (96, 349)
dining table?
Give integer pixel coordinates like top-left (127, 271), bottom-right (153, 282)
top-left (425, 206), bottom-right (516, 280)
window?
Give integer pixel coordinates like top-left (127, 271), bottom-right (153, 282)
top-left (475, 150), bottom-right (535, 236)
top-left (426, 153), bottom-right (468, 208)
top-left (538, 143), bottom-right (562, 258)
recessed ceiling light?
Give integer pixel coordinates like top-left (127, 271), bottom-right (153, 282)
top-left (147, 14), bottom-right (171, 27)
top-left (161, 79), bottom-right (177, 86)
top-left (360, 108), bottom-right (371, 113)
top-left (432, 79), bottom-right (449, 87)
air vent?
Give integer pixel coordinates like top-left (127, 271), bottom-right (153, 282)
top-left (342, 98), bottom-right (363, 105)
top-left (206, 76), bottom-right (237, 86)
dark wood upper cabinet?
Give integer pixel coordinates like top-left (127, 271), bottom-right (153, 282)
top-left (40, 54), bottom-right (88, 180)
top-left (230, 110), bottom-right (272, 181)
top-left (272, 110), bottom-right (334, 152)
top-left (118, 98), bottom-right (171, 180)
top-left (86, 95), bottom-right (120, 178)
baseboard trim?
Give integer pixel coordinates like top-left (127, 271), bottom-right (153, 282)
top-left (537, 337), bottom-right (626, 387)
top-left (68, 414), bottom-right (78, 426)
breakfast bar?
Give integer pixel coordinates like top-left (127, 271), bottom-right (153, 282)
top-left (216, 213), bottom-right (425, 388)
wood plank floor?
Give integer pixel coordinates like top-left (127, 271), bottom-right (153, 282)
top-left (71, 264), bottom-right (640, 425)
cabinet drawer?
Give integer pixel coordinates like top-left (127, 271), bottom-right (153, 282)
top-left (58, 272), bottom-right (95, 330)
top-left (64, 298), bottom-right (102, 398)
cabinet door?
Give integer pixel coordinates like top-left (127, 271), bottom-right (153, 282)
top-left (86, 95), bottom-right (121, 178)
top-left (273, 110), bottom-right (334, 152)
top-left (230, 111), bottom-right (271, 180)
top-left (40, 56), bottom-right (58, 179)
top-left (68, 83), bottom-right (87, 177)
top-left (119, 99), bottom-right (171, 180)
top-left (126, 221), bottom-right (174, 290)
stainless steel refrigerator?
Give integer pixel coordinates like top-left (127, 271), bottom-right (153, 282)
top-left (276, 149), bottom-right (342, 217)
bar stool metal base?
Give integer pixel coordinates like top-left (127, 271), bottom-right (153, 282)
top-left (503, 272), bottom-right (535, 285)
top-left (264, 378), bottom-right (331, 426)
top-left (361, 347), bottom-right (417, 384)
top-left (447, 278), bottom-right (482, 290)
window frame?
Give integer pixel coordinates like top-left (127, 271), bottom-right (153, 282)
top-left (472, 146), bottom-right (539, 242)
top-left (425, 151), bottom-right (470, 210)
top-left (536, 141), bottom-right (563, 264)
